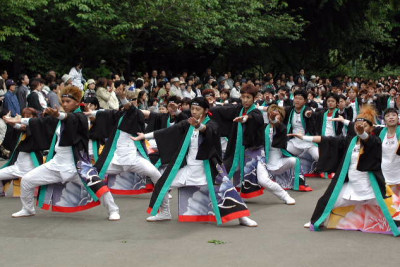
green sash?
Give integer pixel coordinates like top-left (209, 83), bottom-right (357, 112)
top-left (92, 140), bottom-right (99, 162)
top-left (228, 104), bottom-right (256, 179)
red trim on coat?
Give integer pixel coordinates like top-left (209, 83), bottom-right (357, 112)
top-left (51, 201), bottom-right (101, 213)
top-left (240, 188), bottom-right (264, 199)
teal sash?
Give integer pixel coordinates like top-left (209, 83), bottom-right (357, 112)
top-left (379, 126), bottom-right (400, 142)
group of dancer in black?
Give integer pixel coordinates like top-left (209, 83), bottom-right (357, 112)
top-left (1, 84), bottom-right (399, 236)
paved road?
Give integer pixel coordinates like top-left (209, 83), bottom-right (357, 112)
top-left (0, 173), bottom-right (397, 267)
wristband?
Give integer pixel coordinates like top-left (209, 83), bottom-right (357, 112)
top-left (343, 119), bottom-right (350, 126)
top-left (144, 132), bottom-right (154, 139)
top-left (358, 132), bottom-right (368, 140)
top-left (57, 112), bottom-right (67, 120)
top-left (303, 136), bottom-right (314, 142)
top-left (21, 118), bottom-right (30, 126)
top-left (242, 115), bottom-right (248, 123)
top-left (198, 124), bottom-right (206, 131)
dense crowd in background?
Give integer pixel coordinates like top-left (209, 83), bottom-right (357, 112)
top-left (0, 64), bottom-right (399, 158)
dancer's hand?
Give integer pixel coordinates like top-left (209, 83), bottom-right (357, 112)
top-left (355, 121), bottom-right (366, 135)
top-left (44, 107), bottom-right (60, 118)
top-left (188, 117), bottom-right (200, 128)
top-left (329, 115), bottom-right (344, 122)
top-left (269, 110), bottom-right (280, 122)
top-left (130, 133), bottom-right (145, 141)
top-left (233, 115), bottom-right (248, 123)
top-left (287, 133), bottom-right (304, 140)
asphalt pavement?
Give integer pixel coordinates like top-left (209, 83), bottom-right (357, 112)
top-left (0, 164), bottom-right (397, 267)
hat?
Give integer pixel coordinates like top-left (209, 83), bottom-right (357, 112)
top-left (310, 75), bottom-right (316, 80)
top-left (180, 80), bottom-right (187, 85)
top-left (62, 74), bottom-right (72, 83)
top-left (218, 76), bottom-right (227, 83)
top-left (87, 79), bottom-right (95, 85)
top-left (171, 77), bottom-right (180, 83)
top-left (5, 79), bottom-right (15, 88)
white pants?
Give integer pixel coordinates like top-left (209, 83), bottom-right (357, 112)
top-left (107, 155), bottom-right (161, 184)
top-left (268, 157), bottom-right (297, 175)
top-left (0, 153), bottom-right (36, 193)
top-left (20, 164), bottom-right (118, 214)
top-left (256, 161), bottom-right (290, 201)
top-left (287, 142), bottom-right (319, 161)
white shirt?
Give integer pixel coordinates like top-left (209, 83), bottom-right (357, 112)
top-left (381, 133), bottom-right (400, 185)
top-left (112, 131), bottom-right (137, 165)
top-left (45, 123), bottom-right (76, 181)
top-left (325, 114), bottom-right (335, 137)
top-left (266, 127), bottom-right (284, 170)
top-left (343, 144), bottom-right (375, 201)
top-left (33, 90), bottom-right (48, 109)
top-left (174, 129), bottom-right (206, 186)
top-left (289, 111), bottom-right (313, 149)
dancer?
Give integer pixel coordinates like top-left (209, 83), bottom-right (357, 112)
top-left (7, 85), bottom-right (120, 220)
top-left (0, 108), bottom-right (42, 196)
top-left (133, 97), bottom-right (257, 226)
top-left (293, 105), bottom-right (400, 236)
top-left (211, 84), bottom-right (295, 204)
top-left (264, 104), bottom-right (311, 191)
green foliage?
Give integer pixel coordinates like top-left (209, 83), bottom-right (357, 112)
top-left (0, 0), bottom-right (399, 77)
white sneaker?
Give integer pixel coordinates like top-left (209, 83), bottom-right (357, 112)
top-left (108, 211), bottom-right (120, 221)
top-left (284, 195), bottom-right (296, 205)
top-left (304, 221), bottom-right (310, 228)
top-left (12, 209), bottom-right (35, 218)
top-left (239, 217), bottom-right (258, 227)
top-left (146, 212), bottom-right (172, 222)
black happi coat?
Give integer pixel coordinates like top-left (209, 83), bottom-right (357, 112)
top-left (311, 132), bottom-right (387, 224)
top-left (145, 111), bottom-right (188, 133)
top-left (94, 106), bottom-right (147, 171)
top-left (313, 108), bottom-right (344, 136)
top-left (210, 104), bottom-right (264, 172)
top-left (149, 119), bottom-right (222, 209)
top-left (284, 105), bottom-right (316, 136)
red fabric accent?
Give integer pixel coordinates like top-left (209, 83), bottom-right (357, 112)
top-left (240, 188), bottom-right (264, 199)
top-left (299, 185), bottom-right (313, 192)
top-left (95, 185), bottom-right (110, 198)
top-left (328, 112), bottom-right (333, 116)
top-left (221, 210), bottom-right (251, 223)
top-left (40, 203), bottom-right (51, 210)
top-left (179, 215), bottom-right (217, 222)
top-left (51, 201), bottom-right (100, 213)
top-left (109, 188), bottom-right (153, 195)
top-left (235, 187), bottom-right (241, 192)
top-left (147, 207), bottom-right (153, 214)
